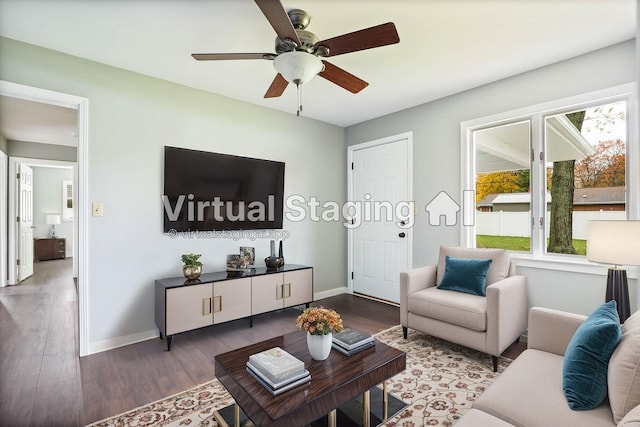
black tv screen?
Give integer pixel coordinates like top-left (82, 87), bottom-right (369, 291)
top-left (163, 146), bottom-right (285, 232)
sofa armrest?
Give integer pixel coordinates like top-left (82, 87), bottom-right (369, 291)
top-left (527, 307), bottom-right (586, 356)
top-left (485, 274), bottom-right (528, 356)
top-left (400, 265), bottom-right (437, 326)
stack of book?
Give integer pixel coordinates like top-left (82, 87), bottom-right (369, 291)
top-left (246, 347), bottom-right (311, 395)
top-left (332, 328), bottom-right (375, 356)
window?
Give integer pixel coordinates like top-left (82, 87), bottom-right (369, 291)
top-left (474, 120), bottom-right (532, 252)
top-left (62, 180), bottom-right (73, 221)
top-left (462, 85), bottom-right (636, 260)
top-left (544, 102), bottom-right (626, 256)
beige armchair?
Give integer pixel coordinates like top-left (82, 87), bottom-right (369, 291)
top-left (400, 246), bottom-right (528, 371)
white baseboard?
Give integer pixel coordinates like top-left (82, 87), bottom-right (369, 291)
top-left (314, 286), bottom-right (348, 301)
top-left (87, 329), bottom-right (159, 355)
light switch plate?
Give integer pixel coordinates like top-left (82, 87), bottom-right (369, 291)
top-left (92, 202), bottom-right (103, 217)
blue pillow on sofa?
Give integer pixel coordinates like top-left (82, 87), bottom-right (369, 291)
top-left (563, 300), bottom-right (622, 410)
top-left (437, 256), bottom-right (493, 297)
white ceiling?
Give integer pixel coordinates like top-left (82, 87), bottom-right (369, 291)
top-left (0, 0), bottom-right (636, 131)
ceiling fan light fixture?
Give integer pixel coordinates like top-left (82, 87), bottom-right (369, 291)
top-left (273, 51), bottom-right (324, 85)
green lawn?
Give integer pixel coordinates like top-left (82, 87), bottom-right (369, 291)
top-left (476, 235), bottom-right (586, 255)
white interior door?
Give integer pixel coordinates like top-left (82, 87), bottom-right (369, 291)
top-left (18, 163), bottom-right (34, 281)
top-left (351, 136), bottom-right (410, 303)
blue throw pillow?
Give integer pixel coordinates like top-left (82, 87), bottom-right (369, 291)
top-left (437, 256), bottom-right (493, 297)
top-left (563, 300), bottom-right (622, 410)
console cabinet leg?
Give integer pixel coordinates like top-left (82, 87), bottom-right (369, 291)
top-left (159, 331), bottom-right (163, 340)
top-left (249, 316), bottom-right (253, 328)
top-left (167, 335), bottom-right (173, 351)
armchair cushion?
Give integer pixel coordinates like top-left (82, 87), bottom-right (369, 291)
top-left (408, 287), bottom-right (487, 331)
top-left (437, 256), bottom-right (493, 296)
top-left (562, 300), bottom-right (622, 410)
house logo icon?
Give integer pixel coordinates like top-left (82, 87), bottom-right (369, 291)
top-left (425, 191), bottom-right (460, 226)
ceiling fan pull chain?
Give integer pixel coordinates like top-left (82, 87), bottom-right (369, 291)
top-left (296, 80), bottom-right (302, 116)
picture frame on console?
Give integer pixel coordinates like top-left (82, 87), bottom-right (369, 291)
top-left (240, 247), bottom-right (256, 269)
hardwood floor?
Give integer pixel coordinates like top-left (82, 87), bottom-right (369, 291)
top-left (0, 260), bottom-right (524, 426)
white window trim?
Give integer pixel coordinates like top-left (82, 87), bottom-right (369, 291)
top-left (460, 83), bottom-right (639, 275)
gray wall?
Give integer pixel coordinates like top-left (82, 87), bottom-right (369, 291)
top-left (0, 36), bottom-right (347, 351)
top-left (8, 140), bottom-right (77, 162)
top-left (0, 134), bottom-right (7, 153)
top-left (32, 166), bottom-right (74, 257)
top-left (346, 40), bottom-right (637, 316)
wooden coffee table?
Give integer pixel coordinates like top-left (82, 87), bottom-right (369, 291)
top-left (214, 330), bottom-right (406, 427)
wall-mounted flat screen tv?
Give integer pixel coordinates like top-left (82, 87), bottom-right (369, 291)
top-left (163, 146), bottom-right (285, 232)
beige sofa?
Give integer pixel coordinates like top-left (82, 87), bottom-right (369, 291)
top-left (400, 246), bottom-right (528, 371)
top-left (456, 307), bottom-right (640, 427)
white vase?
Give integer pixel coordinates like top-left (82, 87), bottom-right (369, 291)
top-left (307, 332), bottom-right (332, 361)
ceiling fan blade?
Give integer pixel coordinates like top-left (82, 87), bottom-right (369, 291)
top-left (254, 0), bottom-right (301, 46)
top-left (316, 22), bottom-right (399, 57)
top-left (318, 60), bottom-right (368, 94)
top-left (191, 53), bottom-right (274, 61)
top-left (264, 73), bottom-right (289, 98)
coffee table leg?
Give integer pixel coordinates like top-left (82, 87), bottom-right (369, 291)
top-left (234, 403), bottom-right (240, 427)
top-left (328, 409), bottom-right (337, 427)
top-left (383, 381), bottom-right (388, 420)
top-left (362, 389), bottom-right (370, 427)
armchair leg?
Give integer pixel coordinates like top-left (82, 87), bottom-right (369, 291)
top-left (402, 326), bottom-right (408, 339)
top-left (516, 336), bottom-right (520, 344)
top-left (491, 355), bottom-right (498, 372)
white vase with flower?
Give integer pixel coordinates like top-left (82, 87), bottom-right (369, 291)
top-left (296, 306), bottom-right (344, 361)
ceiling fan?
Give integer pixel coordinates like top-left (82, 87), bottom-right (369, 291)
top-left (191, 0), bottom-right (400, 116)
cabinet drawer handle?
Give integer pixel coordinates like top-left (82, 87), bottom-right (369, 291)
top-left (284, 283), bottom-right (291, 298)
top-left (276, 284), bottom-right (283, 300)
top-left (213, 296), bottom-right (222, 313)
top-left (202, 297), bottom-right (212, 316)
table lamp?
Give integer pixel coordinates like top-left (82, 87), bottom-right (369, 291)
top-left (46, 214), bottom-right (61, 238)
top-left (587, 220), bottom-right (640, 323)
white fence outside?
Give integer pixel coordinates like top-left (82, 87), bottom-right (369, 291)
top-left (476, 210), bottom-right (626, 240)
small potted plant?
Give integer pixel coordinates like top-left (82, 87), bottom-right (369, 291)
top-left (181, 253), bottom-right (203, 280)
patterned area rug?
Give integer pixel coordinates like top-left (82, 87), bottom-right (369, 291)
top-left (87, 325), bottom-right (511, 427)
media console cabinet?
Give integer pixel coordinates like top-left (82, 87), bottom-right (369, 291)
top-left (155, 264), bottom-right (313, 351)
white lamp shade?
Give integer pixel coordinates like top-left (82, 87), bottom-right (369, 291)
top-left (587, 220), bottom-right (640, 266)
top-left (46, 214), bottom-right (61, 225)
top-left (273, 51), bottom-right (324, 84)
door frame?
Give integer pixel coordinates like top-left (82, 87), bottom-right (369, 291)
top-left (0, 150), bottom-right (7, 287)
top-left (346, 131), bottom-right (414, 296)
top-left (0, 80), bottom-right (89, 357)
top-left (9, 158), bottom-right (77, 280)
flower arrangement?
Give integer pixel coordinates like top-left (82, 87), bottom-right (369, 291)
top-left (296, 306), bottom-right (344, 336)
